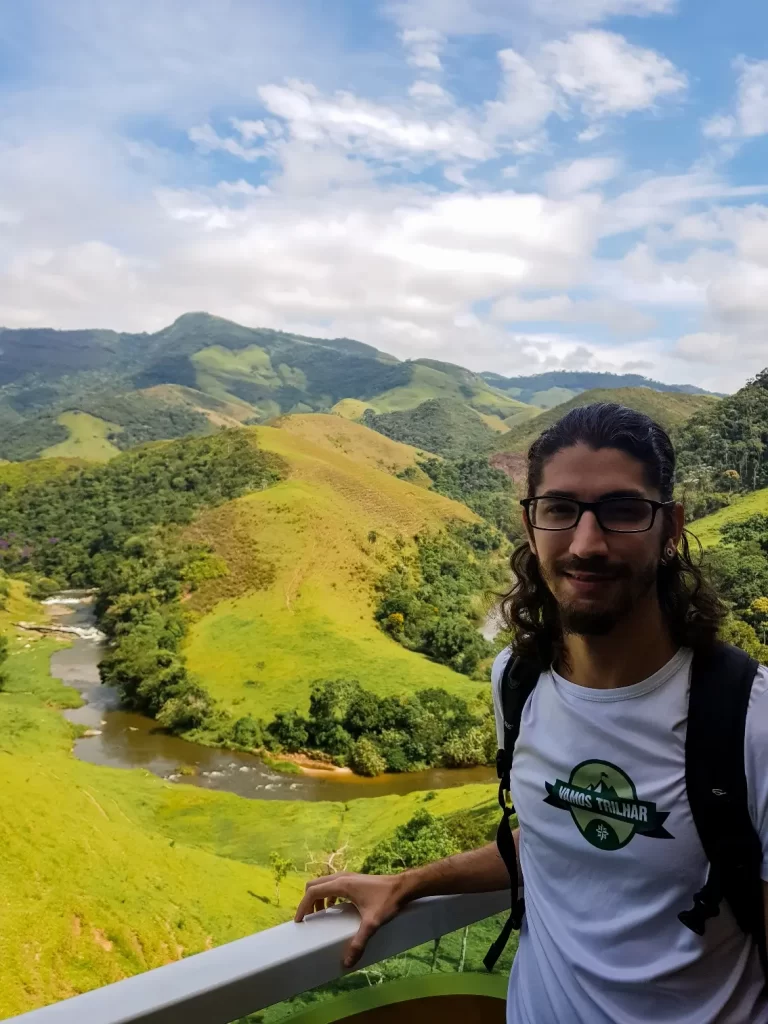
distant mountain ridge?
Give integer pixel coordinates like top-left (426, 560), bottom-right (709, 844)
top-left (0, 312), bottom-right (719, 461)
top-left (482, 369), bottom-right (720, 409)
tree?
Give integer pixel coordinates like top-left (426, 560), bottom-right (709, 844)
top-left (719, 615), bottom-right (768, 662)
top-left (349, 737), bottom-right (387, 777)
top-left (269, 852), bottom-right (294, 907)
top-left (266, 710), bottom-right (309, 752)
top-left (361, 811), bottom-right (460, 874)
top-left (748, 596), bottom-right (768, 643)
top-left (231, 715), bottom-right (264, 749)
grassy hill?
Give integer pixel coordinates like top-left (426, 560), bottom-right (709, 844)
top-left (40, 412), bottom-right (122, 462)
top-left (0, 582), bottom-right (494, 1017)
top-left (0, 313), bottom-right (720, 463)
top-left (482, 369), bottom-right (718, 403)
top-left (362, 398), bottom-right (498, 459)
top-left (181, 415), bottom-right (484, 718)
top-left (364, 360), bottom-right (534, 422)
top-left (687, 488), bottom-right (768, 548)
top-left (494, 387), bottom-right (718, 454)
top-left (0, 315), bottom-right (533, 460)
top-left (0, 456), bottom-right (85, 491)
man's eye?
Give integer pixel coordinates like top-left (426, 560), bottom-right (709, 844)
top-left (542, 502), bottom-right (575, 517)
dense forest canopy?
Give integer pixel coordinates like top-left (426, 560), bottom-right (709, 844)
top-left (675, 369), bottom-right (768, 506)
top-left (0, 431), bottom-right (282, 731)
top-left (363, 399), bottom-right (497, 459)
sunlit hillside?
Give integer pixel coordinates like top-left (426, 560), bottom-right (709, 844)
top-left (40, 411), bottom-right (122, 462)
top-left (0, 583), bottom-right (492, 1017)
top-left (182, 415), bottom-right (485, 718)
top-left (495, 387), bottom-right (718, 454)
top-left (687, 488), bottom-right (768, 547)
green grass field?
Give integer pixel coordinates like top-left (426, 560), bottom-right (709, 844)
top-left (40, 412), bottom-right (121, 462)
top-left (687, 488), bottom-right (768, 548)
top-left (183, 416), bottom-right (483, 717)
top-left (331, 398), bottom-right (374, 421)
top-left (367, 364), bottom-right (530, 419)
top-left (0, 456), bottom-right (84, 490)
top-left (0, 582), bottom-right (494, 1017)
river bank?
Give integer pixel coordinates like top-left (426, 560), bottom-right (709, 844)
top-left (47, 595), bottom-right (495, 802)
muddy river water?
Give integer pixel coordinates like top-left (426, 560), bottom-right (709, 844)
top-left (49, 595), bottom-right (495, 802)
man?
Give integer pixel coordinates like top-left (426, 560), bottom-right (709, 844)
top-left (296, 403), bottom-right (768, 1023)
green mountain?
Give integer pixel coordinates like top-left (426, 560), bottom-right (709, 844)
top-left (494, 387), bottom-right (718, 457)
top-left (482, 370), bottom-right (719, 409)
top-left (0, 313), bottom-right (531, 460)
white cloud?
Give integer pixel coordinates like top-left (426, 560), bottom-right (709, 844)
top-left (409, 80), bottom-right (451, 104)
top-left (257, 80), bottom-right (490, 161)
top-left (485, 49), bottom-right (561, 140)
top-left (386, 0), bottom-right (677, 33)
top-left (3, 0), bottom-right (768, 394)
top-left (401, 28), bottom-right (444, 70)
top-left (188, 123), bottom-right (266, 162)
top-left (546, 156), bottom-right (621, 196)
top-left (578, 124), bottom-right (607, 142)
top-left (703, 58), bottom-right (768, 140)
top-left (542, 31), bottom-right (687, 116)
top-left (674, 332), bottom-right (738, 363)
top-left (601, 171), bottom-right (768, 237)
top-left (530, 0), bottom-right (676, 21)
top-left (492, 293), bottom-right (655, 333)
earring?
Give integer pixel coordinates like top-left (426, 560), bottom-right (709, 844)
top-left (662, 543), bottom-right (676, 564)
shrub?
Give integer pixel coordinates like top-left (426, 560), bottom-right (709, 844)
top-left (361, 811), bottom-right (460, 874)
top-left (267, 710), bottom-right (309, 753)
top-left (349, 737), bottom-right (387, 777)
top-left (231, 715), bottom-right (264, 749)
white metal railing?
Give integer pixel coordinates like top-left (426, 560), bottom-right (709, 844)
top-left (7, 891), bottom-right (509, 1024)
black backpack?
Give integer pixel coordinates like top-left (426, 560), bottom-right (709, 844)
top-left (484, 642), bottom-right (768, 983)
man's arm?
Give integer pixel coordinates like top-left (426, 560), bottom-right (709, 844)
top-left (763, 880), bottom-right (767, 951)
top-left (295, 831), bottom-right (518, 968)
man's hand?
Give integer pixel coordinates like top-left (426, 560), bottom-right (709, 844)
top-left (295, 872), bottom-right (409, 968)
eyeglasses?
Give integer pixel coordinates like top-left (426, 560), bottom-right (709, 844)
top-left (520, 496), bottom-right (674, 534)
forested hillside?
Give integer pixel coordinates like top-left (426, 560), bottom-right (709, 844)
top-left (362, 399), bottom-right (498, 458)
top-left (675, 370), bottom-right (768, 496)
top-left (0, 312), bottom-right (713, 461)
top-left (482, 369), bottom-right (717, 407)
top-left (0, 415), bottom-right (507, 774)
top-left (181, 417), bottom-right (503, 733)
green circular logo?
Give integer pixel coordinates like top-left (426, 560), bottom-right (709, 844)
top-left (542, 759), bottom-right (672, 850)
top-left (569, 761), bottom-right (637, 850)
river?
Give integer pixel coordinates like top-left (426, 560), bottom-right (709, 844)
top-left (48, 595), bottom-right (495, 802)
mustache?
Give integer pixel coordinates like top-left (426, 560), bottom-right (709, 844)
top-left (554, 556), bottom-right (631, 579)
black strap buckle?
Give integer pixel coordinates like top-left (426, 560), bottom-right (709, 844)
top-left (678, 887), bottom-right (721, 937)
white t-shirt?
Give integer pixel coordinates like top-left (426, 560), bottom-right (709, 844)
top-left (491, 647), bottom-right (768, 1024)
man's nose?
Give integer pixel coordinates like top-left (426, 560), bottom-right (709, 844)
top-left (569, 510), bottom-right (610, 560)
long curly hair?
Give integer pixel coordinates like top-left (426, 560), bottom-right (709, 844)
top-left (501, 403), bottom-right (725, 666)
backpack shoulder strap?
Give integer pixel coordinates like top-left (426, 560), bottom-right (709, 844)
top-left (485, 652), bottom-right (541, 972)
top-left (497, 653), bottom-right (541, 781)
top-left (682, 642), bottom-right (767, 980)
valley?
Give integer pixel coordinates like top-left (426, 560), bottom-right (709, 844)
top-left (1, 312), bottom-right (767, 1020)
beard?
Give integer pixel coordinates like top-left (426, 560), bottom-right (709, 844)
top-left (541, 554), bottom-right (659, 637)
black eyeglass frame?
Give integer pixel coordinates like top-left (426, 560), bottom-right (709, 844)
top-left (520, 496), bottom-right (675, 534)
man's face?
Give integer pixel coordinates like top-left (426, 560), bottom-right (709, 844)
top-left (527, 443), bottom-right (677, 637)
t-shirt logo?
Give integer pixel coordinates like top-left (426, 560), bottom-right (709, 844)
top-left (543, 759), bottom-right (674, 850)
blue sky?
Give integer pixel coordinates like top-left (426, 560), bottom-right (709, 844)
top-left (2, 0), bottom-right (768, 391)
